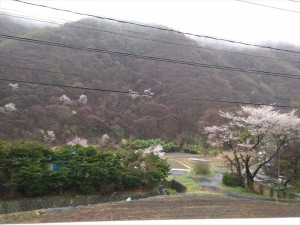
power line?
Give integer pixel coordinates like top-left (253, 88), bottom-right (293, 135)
top-left (0, 77), bottom-right (129, 94)
top-left (287, 0), bottom-right (300, 3)
top-left (0, 62), bottom-right (160, 85)
top-left (0, 8), bottom-right (150, 37)
top-left (0, 77), bottom-right (298, 109)
top-left (158, 95), bottom-right (296, 108)
top-left (1, 34), bottom-right (300, 79)
top-left (0, 63), bottom-right (111, 80)
top-left (0, 11), bottom-right (152, 42)
top-left (11, 0), bottom-right (300, 54)
top-left (0, 7), bottom-right (266, 51)
top-left (236, 0), bottom-right (300, 13)
top-left (0, 62), bottom-right (295, 105)
top-left (1, 11), bottom-right (300, 65)
top-left (1, 58), bottom-right (300, 83)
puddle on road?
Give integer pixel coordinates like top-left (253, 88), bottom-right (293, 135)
top-left (169, 168), bottom-right (190, 177)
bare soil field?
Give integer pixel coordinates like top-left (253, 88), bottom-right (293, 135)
top-left (3, 195), bottom-right (299, 223)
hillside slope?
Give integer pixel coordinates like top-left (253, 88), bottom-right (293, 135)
top-left (0, 17), bottom-right (299, 143)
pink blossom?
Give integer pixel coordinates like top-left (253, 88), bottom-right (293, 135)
top-left (66, 136), bottom-right (88, 147)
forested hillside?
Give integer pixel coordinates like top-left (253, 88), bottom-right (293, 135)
top-left (0, 16), bottom-right (300, 144)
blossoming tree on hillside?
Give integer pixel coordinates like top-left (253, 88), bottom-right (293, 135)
top-left (204, 106), bottom-right (300, 189)
top-left (78, 94), bottom-right (87, 104)
top-left (0, 103), bottom-right (17, 114)
top-left (66, 136), bottom-right (88, 147)
top-left (43, 130), bottom-right (56, 143)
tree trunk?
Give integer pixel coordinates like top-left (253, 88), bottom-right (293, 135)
top-left (233, 151), bottom-right (245, 187)
top-left (244, 155), bottom-right (254, 190)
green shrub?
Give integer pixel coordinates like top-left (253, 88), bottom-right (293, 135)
top-left (129, 139), bottom-right (180, 153)
top-left (193, 162), bottom-right (212, 176)
top-left (162, 142), bottom-right (179, 152)
top-left (129, 139), bottom-right (164, 150)
top-left (183, 145), bottom-right (200, 154)
top-left (207, 148), bottom-right (220, 157)
top-left (165, 188), bottom-right (177, 195)
top-left (222, 173), bottom-right (240, 187)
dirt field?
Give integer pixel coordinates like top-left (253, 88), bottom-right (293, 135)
top-left (3, 195), bottom-right (298, 223)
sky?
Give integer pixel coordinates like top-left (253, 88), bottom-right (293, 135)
top-left (0, 0), bottom-right (300, 47)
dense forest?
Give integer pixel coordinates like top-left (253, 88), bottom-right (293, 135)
top-left (0, 15), bottom-right (300, 145)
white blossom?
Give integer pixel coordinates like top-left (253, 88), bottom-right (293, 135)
top-left (0, 103), bottom-right (17, 113)
top-left (100, 134), bottom-right (110, 145)
top-left (43, 130), bottom-right (56, 143)
top-left (59, 95), bottom-right (71, 103)
top-left (9, 83), bottom-right (19, 90)
top-left (129, 88), bottom-right (154, 99)
top-left (72, 110), bottom-right (77, 115)
top-left (66, 136), bottom-right (88, 147)
top-left (0, 107), bottom-right (6, 113)
top-left (205, 106), bottom-right (300, 187)
top-left (205, 106), bottom-right (300, 150)
top-left (144, 144), bottom-right (165, 158)
top-left (78, 94), bottom-right (87, 104)
top-left (129, 89), bottom-right (140, 100)
top-left (142, 89), bottom-right (154, 98)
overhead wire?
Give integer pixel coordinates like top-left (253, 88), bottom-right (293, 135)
top-left (0, 77), bottom-right (298, 109)
top-left (1, 0), bottom-right (297, 107)
top-left (0, 60), bottom-right (293, 102)
top-left (236, 0), bottom-right (300, 13)
top-left (10, 0), bottom-right (300, 54)
top-left (1, 34), bottom-right (300, 80)
top-left (287, 0), bottom-right (300, 3)
top-left (1, 11), bottom-right (300, 64)
top-left (1, 58), bottom-right (300, 81)
top-left (0, 77), bottom-right (129, 94)
top-left (158, 95), bottom-right (295, 108)
top-left (0, 62), bottom-right (161, 86)
top-left (0, 7), bottom-right (271, 51)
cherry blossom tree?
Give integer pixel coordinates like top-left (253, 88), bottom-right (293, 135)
top-left (43, 130), bottom-right (56, 143)
top-left (66, 136), bottom-right (88, 147)
top-left (143, 144), bottom-right (165, 158)
top-left (204, 106), bottom-right (300, 189)
top-left (8, 83), bottom-right (19, 90)
top-left (78, 94), bottom-right (87, 104)
top-left (0, 103), bottom-right (17, 113)
top-left (128, 88), bottom-right (154, 100)
top-left (59, 95), bottom-right (71, 103)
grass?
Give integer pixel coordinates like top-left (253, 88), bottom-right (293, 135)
top-left (174, 174), bottom-right (203, 193)
top-left (173, 173), bottom-right (222, 196)
top-left (220, 184), bottom-right (300, 202)
top-left (0, 211), bottom-right (40, 223)
top-left (165, 188), bottom-right (177, 195)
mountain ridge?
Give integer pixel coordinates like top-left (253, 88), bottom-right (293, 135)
top-left (0, 16), bottom-right (299, 143)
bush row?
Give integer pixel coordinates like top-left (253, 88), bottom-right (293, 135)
top-left (0, 141), bottom-right (170, 198)
top-left (129, 138), bottom-right (218, 155)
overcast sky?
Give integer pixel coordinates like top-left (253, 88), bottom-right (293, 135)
top-left (1, 0), bottom-right (300, 47)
